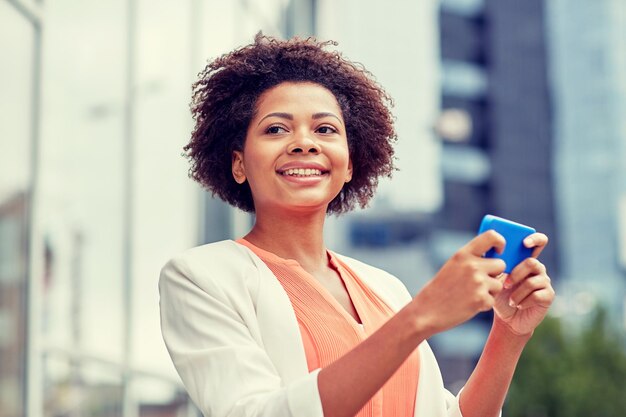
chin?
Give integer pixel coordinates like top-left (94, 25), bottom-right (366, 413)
top-left (282, 201), bottom-right (330, 213)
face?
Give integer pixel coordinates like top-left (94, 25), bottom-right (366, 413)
top-left (232, 82), bottom-right (352, 215)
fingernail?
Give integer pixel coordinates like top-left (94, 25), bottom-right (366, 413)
top-left (509, 299), bottom-right (516, 308)
top-left (524, 237), bottom-right (534, 246)
top-left (503, 277), bottom-right (513, 289)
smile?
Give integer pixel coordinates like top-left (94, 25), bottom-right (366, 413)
top-left (280, 168), bottom-right (326, 177)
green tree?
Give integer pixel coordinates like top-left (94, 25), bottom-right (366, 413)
top-left (505, 308), bottom-right (626, 417)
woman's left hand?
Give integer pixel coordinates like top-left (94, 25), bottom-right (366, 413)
top-left (493, 232), bottom-right (556, 336)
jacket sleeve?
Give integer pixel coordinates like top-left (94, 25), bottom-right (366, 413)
top-left (445, 390), bottom-right (502, 417)
top-left (444, 390), bottom-right (463, 417)
top-left (443, 389), bottom-right (501, 417)
top-left (159, 255), bottom-right (324, 417)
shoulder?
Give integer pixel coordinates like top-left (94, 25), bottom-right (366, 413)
top-left (159, 240), bottom-right (261, 297)
top-left (163, 240), bottom-right (249, 270)
top-left (161, 240), bottom-right (246, 277)
top-left (334, 253), bottom-right (413, 309)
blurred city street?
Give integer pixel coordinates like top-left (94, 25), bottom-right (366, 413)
top-left (1, 0), bottom-right (625, 416)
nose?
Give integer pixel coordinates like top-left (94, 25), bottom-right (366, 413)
top-left (287, 132), bottom-right (321, 154)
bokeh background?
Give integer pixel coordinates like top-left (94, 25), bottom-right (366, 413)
top-left (2, 0), bottom-right (626, 416)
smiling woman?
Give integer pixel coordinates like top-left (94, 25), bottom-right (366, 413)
top-left (159, 34), bottom-right (555, 417)
top-left (231, 82), bottom-right (352, 214)
top-left (184, 34), bottom-right (396, 214)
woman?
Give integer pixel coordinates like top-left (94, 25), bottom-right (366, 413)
top-left (159, 34), bottom-right (555, 417)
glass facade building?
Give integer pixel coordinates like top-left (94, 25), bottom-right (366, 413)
top-left (547, 0), bottom-right (626, 324)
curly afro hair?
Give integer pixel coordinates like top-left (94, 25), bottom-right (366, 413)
top-left (184, 33), bottom-right (397, 214)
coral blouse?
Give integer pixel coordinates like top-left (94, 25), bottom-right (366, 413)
top-left (237, 239), bottom-right (420, 417)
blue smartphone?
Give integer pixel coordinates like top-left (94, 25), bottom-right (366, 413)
top-left (478, 214), bottom-right (536, 273)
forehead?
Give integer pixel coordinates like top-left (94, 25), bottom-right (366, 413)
top-left (254, 82), bottom-right (343, 116)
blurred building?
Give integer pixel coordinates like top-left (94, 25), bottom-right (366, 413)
top-left (0, 193), bottom-right (29, 417)
top-left (546, 0), bottom-right (626, 325)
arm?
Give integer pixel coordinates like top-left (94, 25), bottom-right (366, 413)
top-left (459, 233), bottom-right (555, 417)
top-left (459, 318), bottom-right (530, 417)
top-left (317, 231), bottom-right (510, 417)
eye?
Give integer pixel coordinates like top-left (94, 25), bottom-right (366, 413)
top-left (316, 125), bottom-right (338, 134)
top-left (266, 125), bottom-right (288, 134)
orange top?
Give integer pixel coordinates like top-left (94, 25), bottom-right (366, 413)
top-left (238, 239), bottom-right (420, 417)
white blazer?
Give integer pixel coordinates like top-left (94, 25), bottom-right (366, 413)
top-left (159, 240), bottom-right (465, 417)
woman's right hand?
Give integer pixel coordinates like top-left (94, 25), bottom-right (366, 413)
top-left (411, 230), bottom-right (507, 337)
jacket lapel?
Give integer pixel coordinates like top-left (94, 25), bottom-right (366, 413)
top-left (233, 241), bottom-right (311, 383)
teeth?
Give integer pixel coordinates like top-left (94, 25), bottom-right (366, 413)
top-left (283, 168), bottom-right (323, 176)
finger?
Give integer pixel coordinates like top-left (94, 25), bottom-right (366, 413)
top-left (485, 274), bottom-right (504, 296)
top-left (476, 292), bottom-right (497, 312)
top-left (516, 285), bottom-right (556, 310)
top-left (508, 274), bottom-right (552, 308)
top-left (477, 257), bottom-right (507, 277)
top-left (504, 258), bottom-right (546, 289)
top-left (523, 232), bottom-right (549, 258)
top-left (466, 230), bottom-right (506, 257)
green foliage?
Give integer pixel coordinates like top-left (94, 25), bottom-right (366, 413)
top-left (505, 308), bottom-right (626, 417)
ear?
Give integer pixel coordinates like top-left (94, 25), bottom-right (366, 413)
top-left (345, 159), bottom-right (353, 183)
top-left (232, 151), bottom-right (246, 184)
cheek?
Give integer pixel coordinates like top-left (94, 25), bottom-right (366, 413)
top-left (243, 151), bottom-right (273, 178)
top-left (240, 151), bottom-right (276, 191)
top-left (335, 144), bottom-right (351, 169)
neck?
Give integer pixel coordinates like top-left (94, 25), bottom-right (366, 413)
top-left (243, 207), bottom-right (329, 272)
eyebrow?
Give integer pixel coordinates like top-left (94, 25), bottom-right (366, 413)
top-left (312, 112), bottom-right (344, 125)
top-left (257, 112), bottom-right (293, 126)
top-left (257, 112), bottom-right (344, 126)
